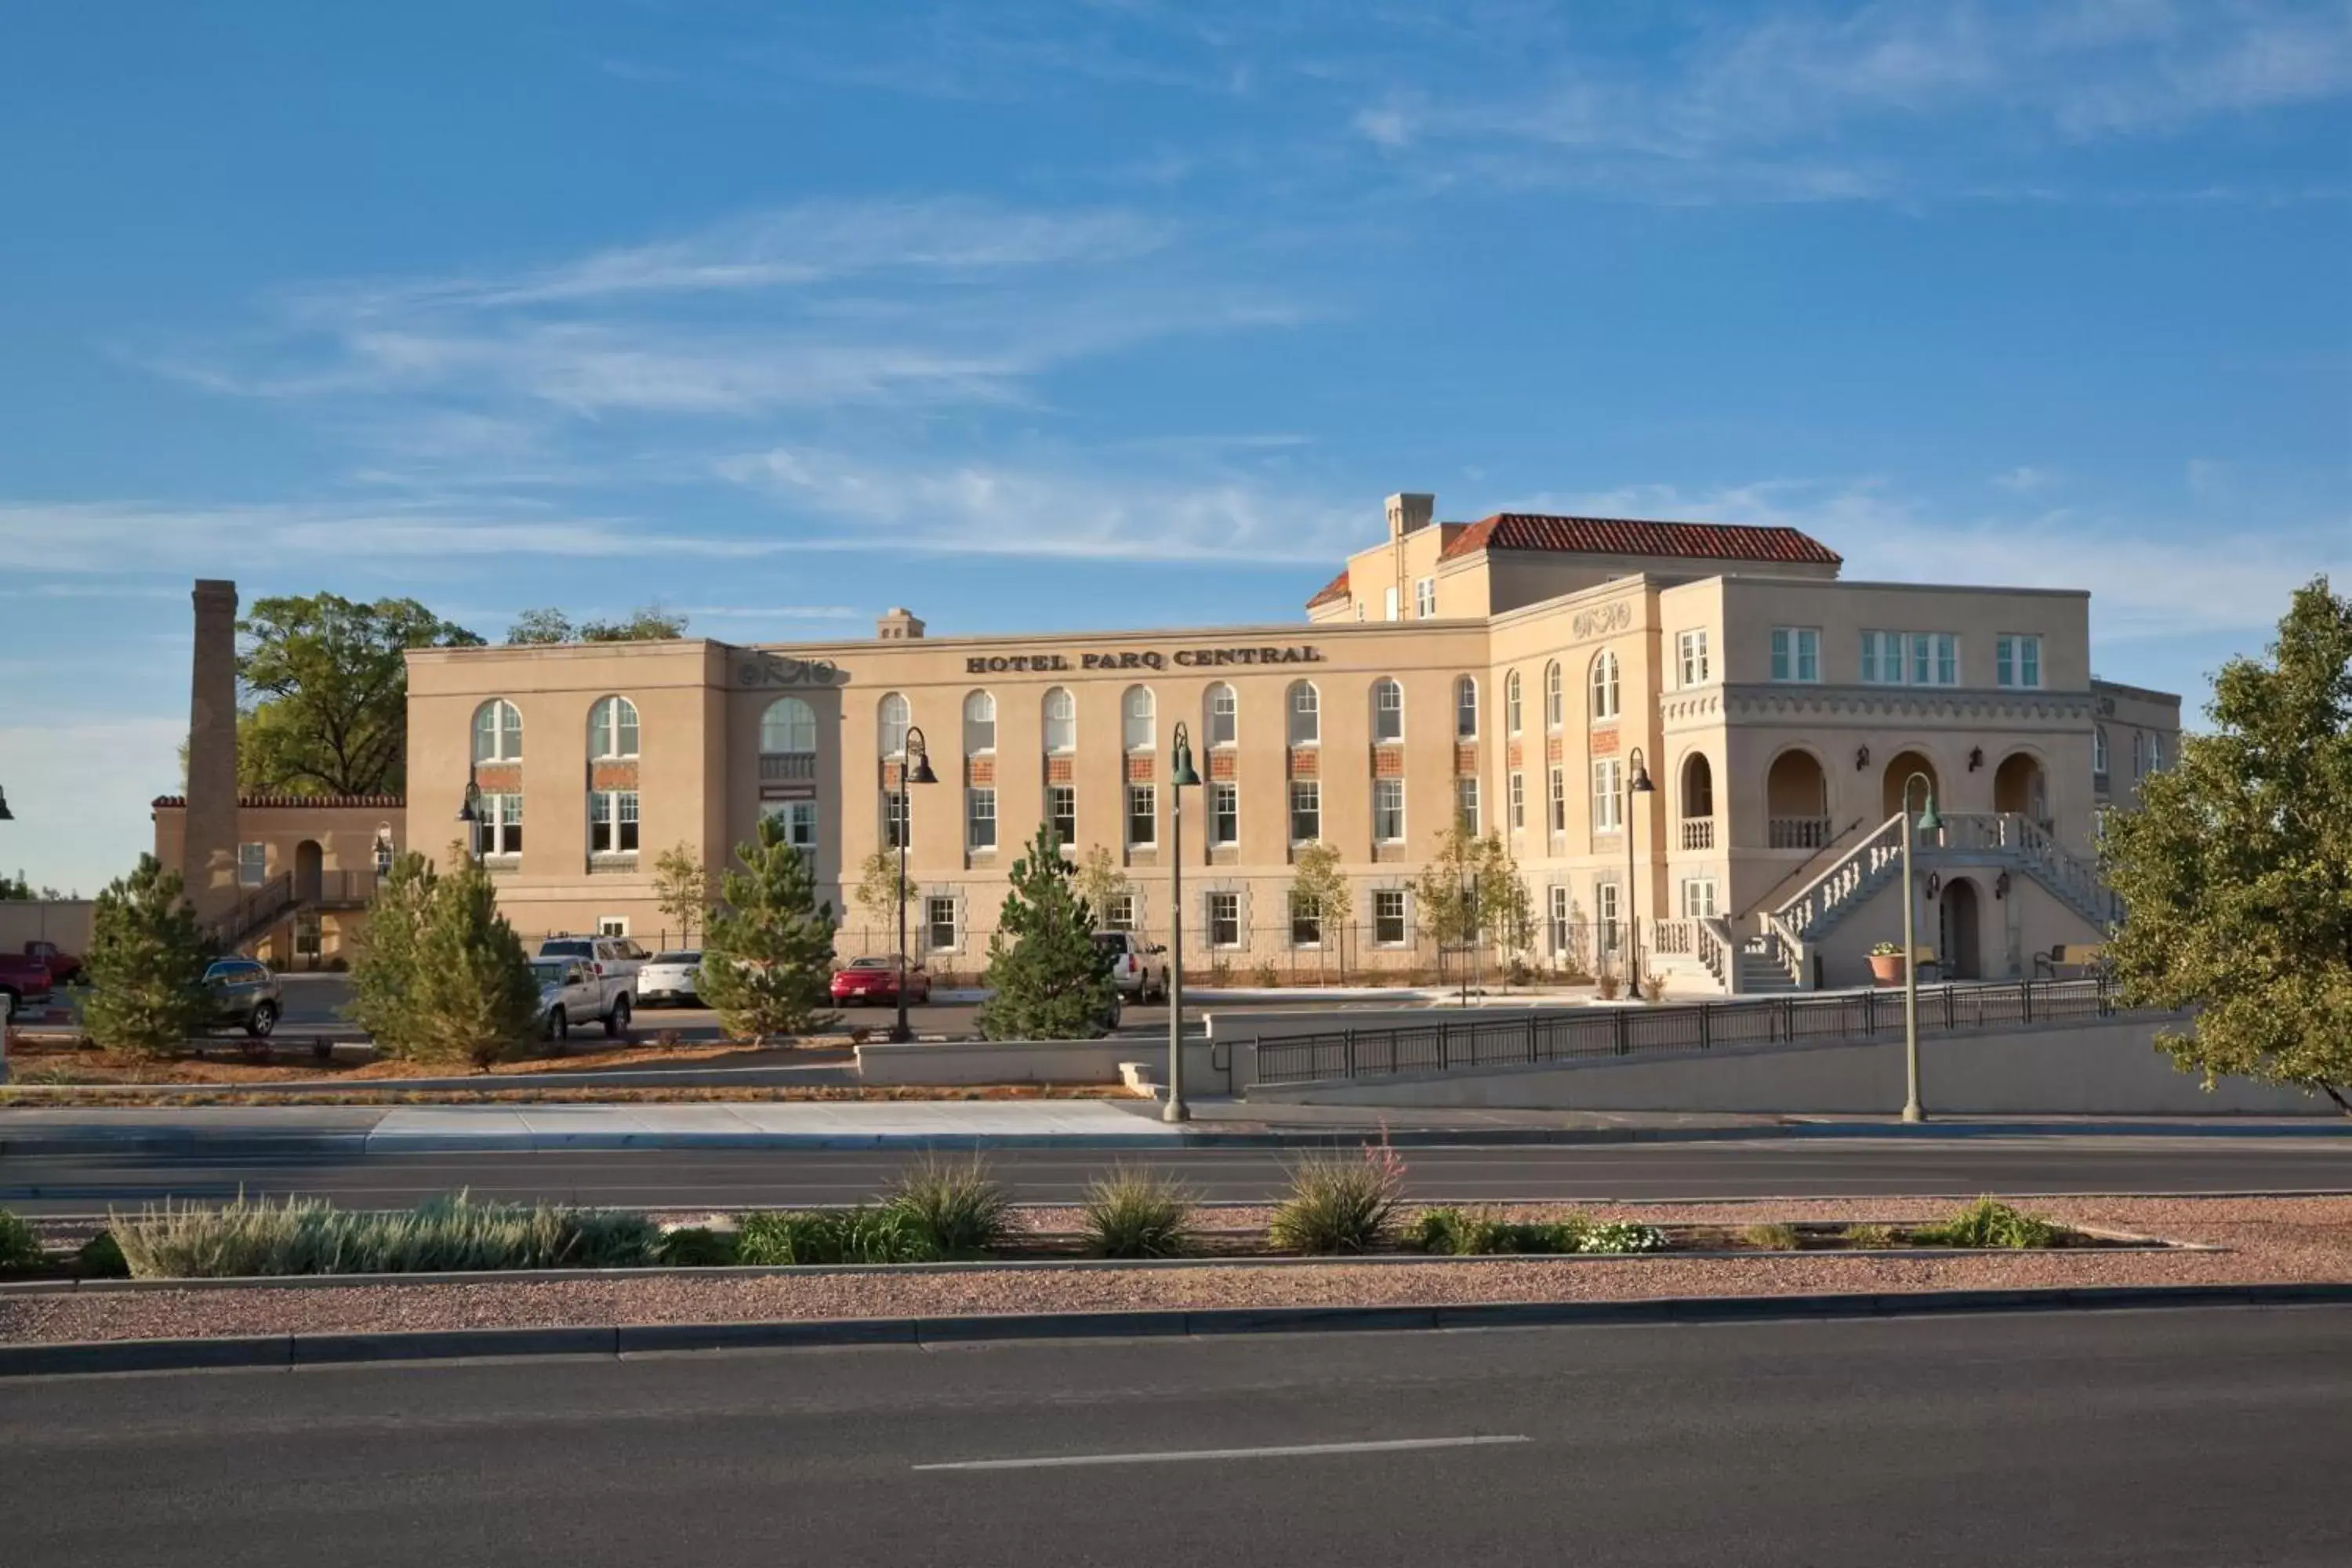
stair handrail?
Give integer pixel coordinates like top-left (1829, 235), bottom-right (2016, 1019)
top-left (1698, 916), bottom-right (1739, 994)
top-left (1737, 815), bottom-right (1869, 920)
top-left (1754, 909), bottom-right (1809, 987)
top-left (1932, 812), bottom-right (2121, 928)
top-left (1771, 811), bottom-right (1907, 942)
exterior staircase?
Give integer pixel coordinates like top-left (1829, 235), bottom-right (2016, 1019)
top-left (206, 869), bottom-right (380, 956)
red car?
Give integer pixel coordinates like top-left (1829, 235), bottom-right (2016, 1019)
top-left (829, 956), bottom-right (931, 1006)
top-left (0, 952), bottom-right (54, 1018)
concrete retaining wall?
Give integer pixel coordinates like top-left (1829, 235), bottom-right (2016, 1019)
top-left (0, 900), bottom-right (95, 954)
top-left (1243, 1018), bottom-right (2321, 1116)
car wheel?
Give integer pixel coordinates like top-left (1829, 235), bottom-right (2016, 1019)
top-left (245, 1000), bottom-right (278, 1039)
top-left (547, 1007), bottom-right (568, 1042)
top-left (606, 993), bottom-right (632, 1039)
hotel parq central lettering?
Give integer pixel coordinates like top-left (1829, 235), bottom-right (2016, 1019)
top-left (964, 644), bottom-right (1325, 675)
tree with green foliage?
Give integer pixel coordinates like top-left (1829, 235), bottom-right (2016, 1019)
top-left (0, 870), bottom-right (64, 901)
top-left (344, 851), bottom-right (437, 1058)
top-left (406, 850), bottom-right (543, 1070)
top-left (237, 593), bottom-right (483, 797)
top-left (81, 855), bottom-right (216, 1056)
top-left (700, 816), bottom-right (840, 1039)
top-left (976, 824), bottom-right (1119, 1040)
top-left (1410, 822), bottom-right (1537, 985)
top-left (2103, 577), bottom-right (2352, 1112)
top-left (1287, 840), bottom-right (1353, 982)
top-left (1070, 843), bottom-right (1127, 925)
top-left (852, 845), bottom-right (915, 952)
top-left (652, 842), bottom-right (716, 948)
top-left (505, 606), bottom-right (690, 644)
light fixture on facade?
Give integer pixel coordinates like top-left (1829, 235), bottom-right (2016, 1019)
top-left (1856, 746), bottom-right (1870, 771)
top-left (0, 786), bottom-right (13, 822)
top-left (1968, 747), bottom-right (1984, 771)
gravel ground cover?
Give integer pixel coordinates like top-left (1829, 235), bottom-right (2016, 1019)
top-left (4, 1196), bottom-right (2346, 1345)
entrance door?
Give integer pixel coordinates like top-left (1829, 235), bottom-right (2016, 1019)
top-left (1939, 877), bottom-right (1982, 980)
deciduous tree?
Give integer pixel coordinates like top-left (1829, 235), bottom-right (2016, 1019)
top-left (505, 606), bottom-right (690, 644)
top-left (1287, 840), bottom-right (1353, 981)
top-left (652, 842), bottom-right (716, 947)
top-left (237, 593), bottom-right (482, 797)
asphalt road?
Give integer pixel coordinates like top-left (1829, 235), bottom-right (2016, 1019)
top-left (10, 1305), bottom-right (2350, 1566)
top-left (3, 1136), bottom-right (2345, 1212)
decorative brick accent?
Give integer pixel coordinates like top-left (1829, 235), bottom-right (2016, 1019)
top-left (880, 760), bottom-right (903, 789)
top-left (1545, 737), bottom-right (1564, 765)
top-left (1127, 754), bottom-right (1155, 783)
top-left (1290, 748), bottom-right (1319, 779)
top-left (474, 765), bottom-right (521, 794)
top-left (1591, 727), bottom-right (1620, 757)
top-left (1210, 750), bottom-right (1238, 781)
top-left (967, 756), bottom-right (995, 786)
top-left (1506, 740), bottom-right (1523, 770)
top-left (589, 760), bottom-right (638, 791)
top-left (1372, 746), bottom-right (1405, 779)
top-left (1454, 744), bottom-right (1478, 778)
top-left (1046, 756), bottom-right (1074, 784)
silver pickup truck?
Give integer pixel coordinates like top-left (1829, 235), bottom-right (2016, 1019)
top-left (529, 955), bottom-right (633, 1042)
top-left (1090, 931), bottom-right (1169, 1003)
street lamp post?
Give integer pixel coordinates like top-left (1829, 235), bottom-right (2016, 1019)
top-left (0, 785), bottom-right (13, 1084)
top-left (1163, 723), bottom-right (1201, 1122)
top-left (891, 727), bottom-right (939, 1045)
top-left (1898, 771), bottom-right (1943, 1123)
top-left (1623, 747), bottom-right (1654, 999)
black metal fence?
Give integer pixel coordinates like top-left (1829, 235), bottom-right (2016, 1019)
top-left (1250, 977), bottom-right (2154, 1087)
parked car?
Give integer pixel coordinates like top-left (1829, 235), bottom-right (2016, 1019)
top-left (202, 958), bottom-right (282, 1038)
top-left (637, 950), bottom-right (703, 1007)
top-left (830, 956), bottom-right (931, 1006)
top-left (530, 956), bottom-right (609, 1043)
top-left (1091, 931), bottom-right (1170, 1002)
top-left (0, 952), bottom-right (55, 1018)
top-left (17, 940), bottom-right (82, 987)
top-left (529, 942), bottom-right (637, 1037)
top-left (536, 934), bottom-right (648, 986)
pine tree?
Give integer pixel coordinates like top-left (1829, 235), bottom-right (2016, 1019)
top-left (346, 851), bottom-right (437, 1058)
top-left (701, 815), bottom-right (840, 1040)
top-left (977, 823), bottom-right (1120, 1040)
top-left (405, 850), bottom-right (541, 1071)
top-left (82, 855), bottom-right (216, 1057)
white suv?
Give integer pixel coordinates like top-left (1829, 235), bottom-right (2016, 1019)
top-left (1090, 931), bottom-right (1169, 1002)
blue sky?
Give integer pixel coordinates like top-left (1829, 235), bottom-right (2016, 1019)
top-left (2, 1), bottom-right (2347, 893)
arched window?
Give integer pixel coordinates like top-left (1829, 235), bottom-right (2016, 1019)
top-left (760, 697), bottom-right (817, 755)
top-left (1206, 683), bottom-right (1238, 747)
top-left (1371, 677), bottom-right (1403, 743)
top-left (963, 690), bottom-right (996, 753)
top-left (1544, 662), bottom-right (1563, 731)
top-left (2093, 725), bottom-right (2109, 777)
top-left (878, 693), bottom-right (910, 757)
top-left (1590, 649), bottom-right (1621, 721)
top-left (472, 699), bottom-right (522, 763)
top-left (1288, 681), bottom-right (1321, 746)
top-left (1043, 687), bottom-right (1076, 753)
top-left (1454, 676), bottom-right (1478, 740)
top-left (1506, 670), bottom-right (1523, 735)
top-left (1123, 686), bottom-right (1156, 751)
top-left (587, 695), bottom-right (638, 760)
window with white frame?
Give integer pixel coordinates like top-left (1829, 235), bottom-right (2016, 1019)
top-left (1548, 767), bottom-right (1566, 833)
top-left (1288, 681), bottom-right (1320, 746)
top-left (1383, 585), bottom-right (1400, 622)
top-left (1127, 783), bottom-right (1157, 847)
top-left (472, 699), bottom-right (522, 763)
top-left (1207, 891), bottom-right (1241, 947)
top-left (1373, 888), bottom-right (1407, 946)
top-left (1122, 686), bottom-right (1156, 750)
top-left (588, 695), bottom-right (639, 759)
top-left (1414, 578), bottom-right (1436, 618)
top-left (238, 842), bottom-right (267, 886)
top-left (762, 799), bottom-right (818, 851)
top-left (1043, 687), bottom-right (1076, 753)
top-left (2148, 733), bottom-right (2164, 771)
top-left (877, 692), bottom-right (910, 757)
top-left (1508, 771), bottom-right (1526, 831)
top-left (2132, 731), bottom-right (2145, 778)
top-left (597, 916), bottom-right (629, 938)
top-left (1595, 879), bottom-right (1621, 953)
top-left (1289, 890), bottom-right (1322, 947)
top-left (1860, 630), bottom-right (1958, 687)
top-left (1506, 670), bottom-right (1523, 735)
top-left (1544, 662), bottom-right (1564, 729)
top-left (1289, 779), bottom-right (1320, 842)
top-left (589, 789), bottom-right (639, 855)
top-left (1210, 781), bottom-right (1238, 846)
top-left (1374, 777), bottom-right (1406, 842)
top-left (1048, 784), bottom-right (1076, 846)
top-left (1589, 649), bottom-right (1620, 720)
top-left (1454, 776), bottom-right (1480, 835)
top-left (963, 690), bottom-right (996, 753)
top-left (2093, 727), bottom-right (2110, 778)
top-left (883, 790), bottom-right (908, 850)
top-left (1676, 629), bottom-right (1711, 688)
top-left (1102, 891), bottom-right (1136, 932)
top-left (925, 896), bottom-right (958, 953)
top-left (1548, 885), bottom-right (1573, 956)
top-left (760, 697), bottom-right (817, 755)
top-left (1996, 634), bottom-right (2042, 689)
top-left (1206, 683), bottom-right (1237, 747)
top-left (1371, 678), bottom-right (1403, 743)
top-left (1455, 676), bottom-right (1478, 739)
top-left (475, 793), bottom-right (522, 857)
top-left (1770, 627), bottom-right (1820, 684)
top-left (1680, 877), bottom-right (1719, 919)
top-left (1592, 757), bottom-right (1623, 833)
top-left (966, 787), bottom-right (997, 851)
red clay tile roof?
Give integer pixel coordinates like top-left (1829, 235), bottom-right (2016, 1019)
top-left (1436, 514), bottom-right (1842, 568)
top-left (1304, 568), bottom-right (1353, 609)
top-left (151, 795), bottom-right (405, 809)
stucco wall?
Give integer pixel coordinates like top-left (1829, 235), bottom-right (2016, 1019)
top-left (0, 901), bottom-right (96, 955)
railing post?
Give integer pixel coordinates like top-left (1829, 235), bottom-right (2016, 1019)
top-left (1782, 994), bottom-right (1795, 1043)
top-left (1613, 1007), bottom-right (1628, 1056)
top-left (1526, 1011), bottom-right (1538, 1065)
top-left (1699, 1003), bottom-right (1711, 1052)
top-left (2023, 982), bottom-right (2034, 1025)
top-left (1345, 1027), bottom-right (1357, 1080)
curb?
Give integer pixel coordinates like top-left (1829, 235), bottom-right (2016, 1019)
top-left (4, 1282), bottom-right (2350, 1379)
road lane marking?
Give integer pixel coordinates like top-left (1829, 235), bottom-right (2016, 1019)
top-left (913, 1435), bottom-right (1529, 1472)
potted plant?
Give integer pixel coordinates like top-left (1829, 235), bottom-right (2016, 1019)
top-left (1867, 942), bottom-right (1907, 986)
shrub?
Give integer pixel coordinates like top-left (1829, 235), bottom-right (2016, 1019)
top-left (887, 1155), bottom-right (1014, 1258)
top-left (1916, 1198), bottom-right (2062, 1250)
top-left (655, 1225), bottom-right (739, 1267)
top-left (735, 1207), bottom-right (937, 1265)
top-left (0, 1209), bottom-right (42, 1270)
top-left (1081, 1167), bottom-right (1199, 1259)
top-left (1840, 1222), bottom-right (1900, 1250)
top-left (1409, 1207), bottom-right (1591, 1255)
top-left (1269, 1145), bottom-right (1407, 1254)
top-left (76, 1231), bottom-right (130, 1279)
top-left (1577, 1221), bottom-right (1668, 1255)
top-left (1739, 1222), bottom-right (1803, 1251)
top-left (1595, 972), bottom-right (1622, 1000)
top-left (107, 1192), bottom-right (660, 1278)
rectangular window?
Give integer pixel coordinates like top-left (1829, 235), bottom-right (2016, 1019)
top-left (476, 793), bottom-right (521, 858)
top-left (1373, 888), bottom-right (1407, 946)
top-left (1507, 676), bottom-right (1523, 735)
top-left (763, 800), bottom-right (818, 850)
top-left (1103, 892), bottom-right (1136, 932)
top-left (1289, 891), bottom-right (1321, 948)
top-left (1456, 680), bottom-right (1477, 739)
top-left (1373, 778), bottom-right (1406, 842)
top-left (1677, 629), bottom-right (1711, 688)
top-left (1595, 880), bottom-right (1621, 954)
top-left (1209, 686), bottom-right (1237, 746)
top-left (1048, 785), bottom-right (1076, 847)
top-left (1770, 626), bottom-right (1820, 683)
top-left (597, 916), bottom-right (629, 938)
top-left (1454, 777), bottom-right (1480, 836)
top-left (589, 790), bottom-right (639, 855)
top-left (1862, 630), bottom-right (1958, 686)
top-left (1548, 768), bottom-right (1566, 833)
top-left (237, 843), bottom-right (267, 887)
top-left (1207, 891), bottom-right (1241, 948)
top-left (884, 790), bottom-right (909, 850)
top-left (1548, 885), bottom-right (1572, 956)
top-left (925, 896), bottom-right (958, 953)
top-left (1414, 577), bottom-right (1436, 618)
top-left (1289, 685), bottom-right (1320, 746)
top-left (966, 787), bottom-right (997, 851)
top-left (1290, 780), bottom-right (1320, 843)
top-left (1126, 784), bottom-right (1157, 847)
top-left (1374, 681), bottom-right (1403, 742)
top-left (1680, 877), bottom-right (1719, 919)
top-left (1592, 758), bottom-right (1622, 833)
top-left (1210, 781), bottom-right (1238, 846)
top-left (1508, 771), bottom-right (1526, 830)
top-left (1997, 633), bottom-right (2043, 688)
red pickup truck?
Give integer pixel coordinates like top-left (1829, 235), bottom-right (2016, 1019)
top-left (0, 952), bottom-right (54, 1018)
top-left (18, 940), bottom-right (81, 986)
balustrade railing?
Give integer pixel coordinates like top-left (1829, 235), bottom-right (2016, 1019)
top-left (1769, 816), bottom-right (1833, 850)
top-left (760, 752), bottom-right (818, 782)
top-left (1680, 818), bottom-right (1715, 851)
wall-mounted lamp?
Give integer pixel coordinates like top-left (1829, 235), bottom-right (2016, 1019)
top-left (1923, 872), bottom-right (1942, 901)
top-left (1855, 746), bottom-right (1871, 771)
top-left (1994, 870), bottom-right (2011, 901)
top-left (1968, 747), bottom-right (1984, 771)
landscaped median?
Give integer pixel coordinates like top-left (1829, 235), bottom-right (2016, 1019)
top-left (2, 1166), bottom-right (2349, 1372)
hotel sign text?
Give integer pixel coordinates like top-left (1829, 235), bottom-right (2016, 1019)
top-left (966, 644), bottom-right (1325, 674)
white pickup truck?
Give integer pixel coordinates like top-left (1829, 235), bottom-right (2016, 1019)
top-left (1090, 931), bottom-right (1169, 1003)
top-left (529, 953), bottom-right (634, 1041)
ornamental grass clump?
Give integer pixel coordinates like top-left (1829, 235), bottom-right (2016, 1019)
top-left (1268, 1145), bottom-right (1407, 1255)
top-left (1739, 1222), bottom-right (1804, 1251)
top-left (1080, 1167), bottom-right (1199, 1259)
top-left (1916, 1198), bottom-right (2063, 1250)
top-left (1840, 1222), bottom-right (1900, 1250)
top-left (107, 1192), bottom-right (660, 1279)
top-left (735, 1207), bottom-right (938, 1265)
top-left (0, 1209), bottom-right (42, 1271)
top-left (886, 1155), bottom-right (1014, 1258)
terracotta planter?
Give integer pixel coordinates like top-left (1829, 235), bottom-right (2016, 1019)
top-left (1868, 953), bottom-right (1907, 987)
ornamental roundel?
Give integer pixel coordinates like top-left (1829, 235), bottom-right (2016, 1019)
top-left (1572, 600), bottom-right (1634, 640)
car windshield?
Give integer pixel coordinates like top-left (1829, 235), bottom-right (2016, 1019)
top-left (539, 940), bottom-right (592, 958)
top-left (529, 960), bottom-right (570, 986)
top-left (652, 952), bottom-right (699, 964)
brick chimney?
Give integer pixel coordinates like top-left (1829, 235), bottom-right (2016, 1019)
top-left (184, 579), bottom-right (241, 923)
